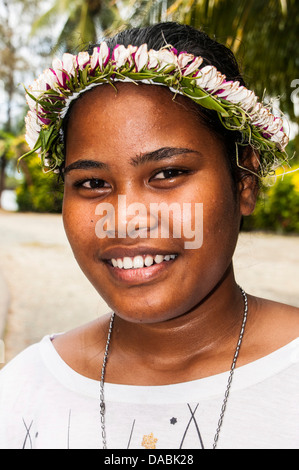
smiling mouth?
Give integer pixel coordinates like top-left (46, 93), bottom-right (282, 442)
top-left (106, 253), bottom-right (177, 270)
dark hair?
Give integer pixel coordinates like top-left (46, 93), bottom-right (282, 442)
top-left (64, 22), bottom-right (255, 192)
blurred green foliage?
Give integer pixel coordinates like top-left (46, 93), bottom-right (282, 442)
top-left (243, 168), bottom-right (299, 233)
top-left (16, 154), bottom-right (63, 213)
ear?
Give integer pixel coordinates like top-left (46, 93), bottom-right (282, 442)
top-left (238, 147), bottom-right (260, 216)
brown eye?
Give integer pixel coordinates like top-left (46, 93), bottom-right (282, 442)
top-left (74, 178), bottom-right (110, 189)
top-left (82, 179), bottom-right (107, 189)
top-left (152, 169), bottom-right (185, 180)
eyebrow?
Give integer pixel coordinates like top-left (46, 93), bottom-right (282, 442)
top-left (130, 147), bottom-right (200, 166)
top-left (63, 159), bottom-right (109, 175)
top-left (63, 147), bottom-right (200, 174)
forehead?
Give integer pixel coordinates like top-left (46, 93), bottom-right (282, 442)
top-left (65, 82), bottom-right (220, 162)
top-left (67, 82), bottom-right (194, 127)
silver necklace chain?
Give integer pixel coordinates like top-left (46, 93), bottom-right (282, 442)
top-left (100, 286), bottom-right (248, 450)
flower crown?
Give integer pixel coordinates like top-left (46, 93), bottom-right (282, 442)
top-left (21, 42), bottom-right (289, 176)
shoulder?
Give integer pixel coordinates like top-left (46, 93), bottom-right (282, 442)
top-left (244, 295), bottom-right (299, 359)
top-left (51, 313), bottom-right (112, 380)
top-left (255, 296), bottom-right (299, 335)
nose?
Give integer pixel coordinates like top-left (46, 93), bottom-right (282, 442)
top-left (117, 195), bottom-right (158, 239)
top-left (95, 194), bottom-right (159, 240)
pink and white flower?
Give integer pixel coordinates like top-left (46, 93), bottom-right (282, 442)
top-left (214, 79), bottom-right (240, 99)
top-left (112, 45), bottom-right (131, 68)
top-left (270, 130), bottom-right (289, 150)
top-left (194, 65), bottom-right (225, 91)
top-left (183, 56), bottom-right (204, 76)
top-left (222, 86), bottom-right (258, 112)
top-left (90, 47), bottom-right (100, 70)
top-left (249, 102), bottom-right (263, 121)
top-left (126, 45), bottom-right (138, 67)
top-left (177, 52), bottom-right (194, 69)
top-left (134, 44), bottom-right (148, 72)
top-left (23, 42), bottom-right (289, 170)
top-left (62, 53), bottom-right (76, 77)
top-left (26, 75), bottom-right (49, 110)
top-left (99, 42), bottom-right (110, 70)
top-left (156, 48), bottom-right (178, 71)
top-left (25, 111), bottom-right (41, 150)
top-left (77, 51), bottom-right (90, 71)
top-left (250, 105), bottom-right (272, 127)
top-left (148, 49), bottom-right (160, 69)
top-left (238, 89), bottom-right (258, 112)
top-left (90, 42), bottom-right (111, 71)
top-left (43, 69), bottom-right (59, 90)
top-left (51, 58), bottom-right (65, 86)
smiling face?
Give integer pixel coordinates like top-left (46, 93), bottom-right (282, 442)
top-left (62, 83), bottom-right (252, 323)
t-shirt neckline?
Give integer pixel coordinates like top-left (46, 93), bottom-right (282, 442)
top-left (39, 334), bottom-right (299, 404)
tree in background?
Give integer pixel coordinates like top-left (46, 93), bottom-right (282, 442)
top-left (0, 131), bottom-right (16, 207)
top-left (0, 0), bottom-right (23, 206)
top-left (0, 0), bottom-right (43, 208)
top-left (30, 0), bottom-right (126, 54)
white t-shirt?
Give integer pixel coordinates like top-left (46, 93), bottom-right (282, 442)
top-left (0, 335), bottom-right (298, 449)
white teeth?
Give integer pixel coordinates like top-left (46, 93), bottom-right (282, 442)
top-left (123, 257), bottom-right (133, 269)
top-left (110, 254), bottom-right (177, 269)
top-left (144, 255), bottom-right (154, 267)
top-left (133, 255), bottom-right (144, 269)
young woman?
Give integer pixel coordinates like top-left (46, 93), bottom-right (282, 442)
top-left (0, 22), bottom-right (298, 450)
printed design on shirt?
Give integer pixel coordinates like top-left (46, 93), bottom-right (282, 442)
top-left (126, 419), bottom-right (136, 449)
top-left (21, 410), bottom-right (72, 449)
top-left (179, 403), bottom-right (205, 449)
top-left (21, 404), bottom-right (204, 449)
top-left (126, 404), bottom-right (205, 449)
top-left (67, 409), bottom-right (71, 449)
top-left (22, 418), bottom-right (35, 449)
top-left (141, 432), bottom-right (158, 449)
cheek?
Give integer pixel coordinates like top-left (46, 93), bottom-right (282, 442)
top-left (205, 193), bottom-right (237, 235)
top-left (202, 194), bottom-right (240, 287)
top-left (181, 176), bottom-right (238, 240)
top-left (168, 201), bottom-right (203, 250)
top-left (190, 174), bottom-right (240, 270)
top-left (62, 196), bottom-right (97, 258)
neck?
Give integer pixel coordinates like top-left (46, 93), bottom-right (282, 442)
top-left (107, 266), bottom-right (248, 384)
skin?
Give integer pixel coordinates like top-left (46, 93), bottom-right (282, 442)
top-left (54, 83), bottom-right (299, 385)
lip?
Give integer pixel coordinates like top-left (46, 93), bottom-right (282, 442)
top-left (99, 245), bottom-right (178, 285)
